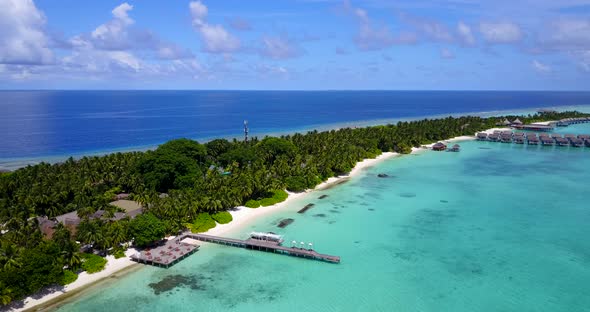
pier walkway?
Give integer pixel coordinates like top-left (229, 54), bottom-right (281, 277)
top-left (131, 232), bottom-right (341, 268)
top-left (186, 233), bottom-right (341, 264)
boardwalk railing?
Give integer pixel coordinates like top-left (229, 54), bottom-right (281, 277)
top-left (186, 233), bottom-right (341, 264)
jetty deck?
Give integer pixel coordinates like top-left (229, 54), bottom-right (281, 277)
top-left (186, 233), bottom-right (341, 264)
top-left (131, 237), bottom-right (199, 268)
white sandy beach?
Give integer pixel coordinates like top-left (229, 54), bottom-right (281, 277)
top-left (8, 248), bottom-right (139, 312)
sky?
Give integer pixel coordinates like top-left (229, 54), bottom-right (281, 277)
top-left (1, 0), bottom-right (590, 90)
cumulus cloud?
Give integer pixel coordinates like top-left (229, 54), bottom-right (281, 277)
top-left (457, 21), bottom-right (475, 45)
top-left (400, 14), bottom-right (454, 43)
top-left (90, 2), bottom-right (135, 50)
top-left (538, 18), bottom-right (590, 51)
top-left (69, 2), bottom-right (193, 60)
top-left (532, 60), bottom-right (551, 73)
top-left (189, 1), bottom-right (241, 53)
top-left (343, 0), bottom-right (416, 51)
top-left (479, 22), bottom-right (523, 44)
top-left (0, 0), bottom-right (54, 65)
top-left (260, 36), bottom-right (302, 59)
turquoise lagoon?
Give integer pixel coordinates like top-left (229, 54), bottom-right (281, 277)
top-left (56, 124), bottom-right (590, 312)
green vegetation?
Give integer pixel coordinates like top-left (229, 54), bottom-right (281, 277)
top-left (187, 213), bottom-right (217, 233)
top-left (1, 110), bottom-right (589, 305)
top-left (59, 270), bottom-right (78, 286)
top-left (129, 213), bottom-right (166, 248)
top-left (245, 200), bottom-right (261, 208)
top-left (260, 190), bottom-right (289, 207)
top-left (113, 249), bottom-right (126, 259)
top-left (211, 211), bottom-right (233, 224)
top-left (80, 253), bottom-right (107, 274)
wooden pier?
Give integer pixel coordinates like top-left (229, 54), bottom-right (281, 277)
top-left (130, 238), bottom-right (199, 268)
top-left (186, 233), bottom-right (341, 264)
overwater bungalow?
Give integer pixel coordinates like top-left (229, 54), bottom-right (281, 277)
top-left (570, 138), bottom-right (584, 147)
top-left (501, 130), bottom-right (513, 136)
top-left (500, 134), bottom-right (512, 143)
top-left (551, 133), bottom-right (562, 139)
top-left (432, 142), bottom-right (447, 151)
top-left (555, 137), bottom-right (569, 146)
top-left (585, 139), bottom-right (590, 147)
top-left (527, 136), bottom-right (539, 145)
top-left (476, 133), bottom-right (488, 140)
top-left (513, 132), bottom-right (525, 137)
top-left (541, 137), bottom-right (555, 146)
top-left (488, 133), bottom-right (500, 142)
top-left (514, 137), bottom-right (525, 144)
top-left (447, 144), bottom-right (460, 152)
top-left (578, 134), bottom-right (590, 140)
top-left (564, 134), bottom-right (577, 141)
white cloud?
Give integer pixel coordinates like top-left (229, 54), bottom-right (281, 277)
top-left (400, 14), bottom-right (454, 43)
top-left (532, 60), bottom-right (551, 73)
top-left (343, 1), bottom-right (416, 51)
top-left (539, 18), bottom-right (590, 51)
top-left (189, 1), bottom-right (241, 53)
top-left (261, 37), bottom-right (302, 59)
top-left (479, 22), bottom-right (523, 44)
top-left (457, 22), bottom-right (475, 45)
top-left (0, 0), bottom-right (54, 65)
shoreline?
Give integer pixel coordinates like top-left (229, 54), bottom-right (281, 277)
top-left (7, 249), bottom-right (140, 312)
top-left (2, 130), bottom-right (522, 311)
top-left (3, 103), bottom-right (588, 171)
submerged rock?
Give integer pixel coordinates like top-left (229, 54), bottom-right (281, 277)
top-left (313, 213), bottom-right (327, 218)
top-left (277, 218), bottom-right (294, 228)
top-left (440, 200), bottom-right (449, 203)
top-left (377, 173), bottom-right (389, 178)
top-left (399, 192), bottom-right (417, 198)
top-left (297, 203), bottom-right (315, 214)
top-left (318, 194), bottom-right (329, 199)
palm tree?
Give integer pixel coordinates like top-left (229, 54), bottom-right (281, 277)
top-left (0, 282), bottom-right (13, 305)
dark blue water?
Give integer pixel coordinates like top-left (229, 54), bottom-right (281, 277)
top-left (1, 90), bottom-right (590, 166)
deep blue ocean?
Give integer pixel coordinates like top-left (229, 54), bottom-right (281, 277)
top-left (1, 90), bottom-right (590, 169)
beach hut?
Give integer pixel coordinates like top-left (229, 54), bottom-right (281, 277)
top-left (500, 118), bottom-right (511, 126)
top-left (432, 142), bottom-right (447, 151)
top-left (511, 118), bottom-right (523, 125)
top-left (447, 144), bottom-right (460, 152)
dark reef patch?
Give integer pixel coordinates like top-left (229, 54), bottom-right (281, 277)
top-left (318, 194), bottom-right (329, 199)
top-left (399, 192), bottom-right (417, 198)
top-left (277, 218), bottom-right (294, 228)
top-left (329, 209), bottom-right (341, 214)
top-left (297, 203), bottom-right (315, 214)
top-left (148, 274), bottom-right (209, 295)
top-left (440, 200), bottom-right (449, 203)
top-left (313, 213), bottom-right (327, 218)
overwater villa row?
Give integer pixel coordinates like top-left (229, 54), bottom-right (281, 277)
top-left (476, 131), bottom-right (590, 147)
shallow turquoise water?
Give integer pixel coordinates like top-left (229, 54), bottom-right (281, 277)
top-left (56, 124), bottom-right (590, 312)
